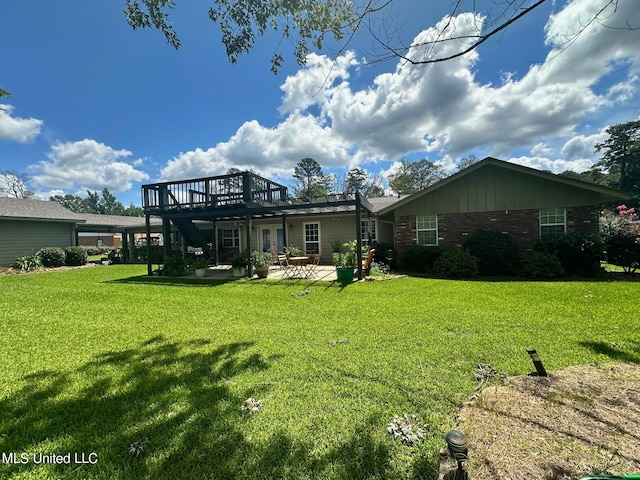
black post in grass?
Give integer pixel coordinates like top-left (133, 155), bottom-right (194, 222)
top-left (527, 349), bottom-right (548, 377)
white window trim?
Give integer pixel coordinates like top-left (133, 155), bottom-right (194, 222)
top-left (539, 207), bottom-right (566, 236)
top-left (303, 222), bottom-right (321, 254)
top-left (416, 215), bottom-right (438, 246)
top-left (361, 219), bottom-right (377, 245)
top-left (221, 227), bottom-right (241, 249)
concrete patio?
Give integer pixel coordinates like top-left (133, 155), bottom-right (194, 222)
top-left (187, 264), bottom-right (343, 281)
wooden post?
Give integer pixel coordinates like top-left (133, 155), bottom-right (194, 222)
top-left (122, 229), bottom-right (129, 263)
top-left (245, 215), bottom-right (252, 277)
top-left (162, 217), bottom-right (171, 262)
top-left (145, 214), bottom-right (152, 276)
top-left (213, 220), bottom-right (219, 266)
top-left (355, 192), bottom-right (363, 280)
top-left (242, 172), bottom-right (252, 203)
top-left (282, 215), bottom-right (288, 250)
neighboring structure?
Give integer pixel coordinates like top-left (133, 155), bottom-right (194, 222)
top-left (75, 213), bottom-right (163, 254)
top-left (0, 197), bottom-right (83, 266)
top-left (78, 232), bottom-right (122, 248)
top-left (0, 197), bottom-right (159, 266)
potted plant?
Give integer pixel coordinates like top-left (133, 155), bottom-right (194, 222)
top-left (230, 253), bottom-right (249, 277)
top-left (251, 250), bottom-right (272, 278)
top-left (162, 255), bottom-right (187, 277)
top-left (284, 245), bottom-right (302, 258)
top-left (330, 238), bottom-right (342, 262)
top-left (332, 249), bottom-right (356, 283)
top-left (192, 256), bottom-right (210, 278)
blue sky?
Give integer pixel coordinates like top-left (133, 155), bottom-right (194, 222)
top-left (1, 0), bottom-right (639, 206)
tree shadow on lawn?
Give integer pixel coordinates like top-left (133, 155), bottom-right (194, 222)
top-left (0, 336), bottom-right (407, 479)
top-left (106, 275), bottom-right (237, 288)
top-left (0, 337), bottom-right (270, 479)
top-left (579, 340), bottom-right (640, 363)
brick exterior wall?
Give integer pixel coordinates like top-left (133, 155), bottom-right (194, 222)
top-left (78, 235), bottom-right (121, 248)
top-left (439, 209), bottom-right (539, 249)
top-left (394, 206), bottom-right (598, 260)
top-left (566, 206), bottom-right (599, 235)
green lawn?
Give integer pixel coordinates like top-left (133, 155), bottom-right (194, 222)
top-left (1, 266), bottom-right (638, 479)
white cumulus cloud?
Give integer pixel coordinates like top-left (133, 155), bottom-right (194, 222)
top-left (0, 104), bottom-right (43, 143)
top-left (160, 112), bottom-right (352, 182)
top-left (31, 139), bottom-right (149, 192)
top-left (158, 0), bottom-right (640, 181)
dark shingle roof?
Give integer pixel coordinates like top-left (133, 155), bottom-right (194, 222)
top-left (366, 196), bottom-right (408, 212)
top-left (79, 213), bottom-right (153, 228)
top-left (0, 197), bottom-right (85, 223)
top-left (0, 197), bottom-right (159, 229)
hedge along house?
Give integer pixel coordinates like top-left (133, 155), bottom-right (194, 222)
top-left (141, 171), bottom-right (376, 279)
top-left (0, 197), bottom-right (84, 266)
top-left (376, 157), bottom-right (632, 261)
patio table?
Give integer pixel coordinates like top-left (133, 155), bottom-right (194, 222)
top-left (288, 256), bottom-right (310, 278)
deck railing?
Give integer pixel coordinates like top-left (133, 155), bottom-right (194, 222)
top-left (142, 172), bottom-right (290, 211)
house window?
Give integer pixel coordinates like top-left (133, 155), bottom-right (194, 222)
top-left (304, 222), bottom-right (320, 254)
top-left (540, 208), bottom-right (566, 236)
top-left (416, 215), bottom-right (438, 246)
top-left (361, 219), bottom-right (377, 245)
top-left (221, 228), bottom-right (240, 248)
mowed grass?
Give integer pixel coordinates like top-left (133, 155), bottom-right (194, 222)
top-left (0, 266), bottom-right (638, 479)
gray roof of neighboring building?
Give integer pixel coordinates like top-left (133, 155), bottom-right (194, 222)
top-left (0, 197), bottom-right (160, 229)
top-left (79, 213), bottom-right (158, 228)
top-left (0, 197), bottom-right (85, 223)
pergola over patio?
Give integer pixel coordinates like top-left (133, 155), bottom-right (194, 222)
top-left (141, 171), bottom-right (373, 279)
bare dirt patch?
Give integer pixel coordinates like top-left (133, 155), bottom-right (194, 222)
top-left (444, 363), bottom-right (640, 479)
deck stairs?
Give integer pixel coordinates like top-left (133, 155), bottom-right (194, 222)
top-left (171, 218), bottom-right (214, 257)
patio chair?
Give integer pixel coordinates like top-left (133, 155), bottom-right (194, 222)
top-left (277, 254), bottom-right (295, 278)
top-left (306, 252), bottom-right (322, 278)
top-left (270, 247), bottom-right (279, 269)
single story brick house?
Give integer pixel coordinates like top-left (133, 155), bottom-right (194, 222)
top-left (374, 157), bottom-right (632, 260)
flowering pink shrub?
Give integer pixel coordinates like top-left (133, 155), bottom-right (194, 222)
top-left (602, 205), bottom-right (640, 273)
top-left (616, 204), bottom-right (637, 218)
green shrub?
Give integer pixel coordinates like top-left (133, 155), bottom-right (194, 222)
top-left (519, 251), bottom-right (565, 279)
top-left (65, 246), bottom-right (88, 266)
top-left (464, 230), bottom-right (520, 276)
top-left (535, 233), bottom-right (604, 277)
top-left (82, 245), bottom-right (114, 256)
top-left (401, 245), bottom-right (444, 273)
top-left (14, 254), bottom-right (42, 272)
top-left (38, 247), bottom-right (66, 267)
top-left (162, 255), bottom-right (187, 277)
top-left (606, 233), bottom-right (640, 274)
top-left (433, 248), bottom-right (479, 278)
top-left (368, 261), bottom-right (391, 276)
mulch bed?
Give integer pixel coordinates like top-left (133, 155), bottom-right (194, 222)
top-left (441, 362), bottom-right (640, 479)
